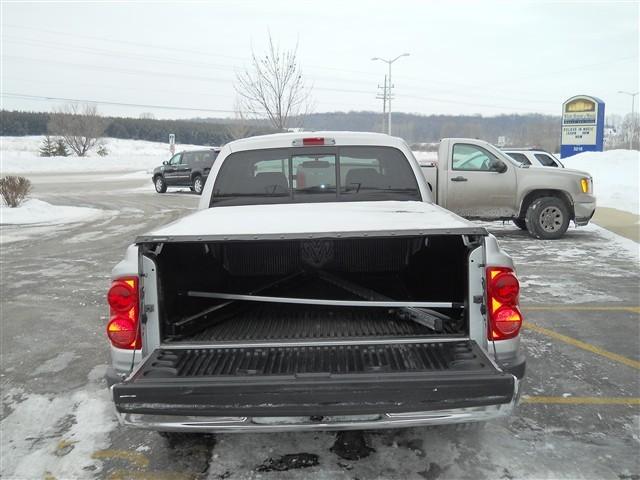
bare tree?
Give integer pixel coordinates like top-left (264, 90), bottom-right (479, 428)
top-left (48, 103), bottom-right (108, 156)
top-left (235, 34), bottom-right (313, 131)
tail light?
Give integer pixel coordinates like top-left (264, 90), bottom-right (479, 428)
top-left (106, 276), bottom-right (140, 349)
top-left (486, 267), bottom-right (522, 341)
top-left (292, 137), bottom-right (336, 147)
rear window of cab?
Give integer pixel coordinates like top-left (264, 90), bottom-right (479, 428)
top-left (209, 146), bottom-right (421, 207)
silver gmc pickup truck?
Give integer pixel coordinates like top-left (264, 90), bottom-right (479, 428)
top-left (420, 138), bottom-right (596, 239)
top-left (106, 132), bottom-right (526, 433)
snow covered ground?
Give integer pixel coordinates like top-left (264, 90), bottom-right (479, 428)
top-left (0, 199), bottom-right (105, 226)
top-left (1, 136), bottom-right (207, 174)
top-left (562, 149), bottom-right (639, 215)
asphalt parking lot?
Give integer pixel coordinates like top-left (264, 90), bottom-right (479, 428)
top-left (1, 172), bottom-right (639, 480)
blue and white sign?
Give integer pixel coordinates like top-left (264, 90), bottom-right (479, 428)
top-left (560, 95), bottom-right (605, 158)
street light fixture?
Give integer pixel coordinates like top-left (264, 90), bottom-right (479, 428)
top-left (372, 53), bottom-right (410, 135)
top-left (618, 90), bottom-right (639, 149)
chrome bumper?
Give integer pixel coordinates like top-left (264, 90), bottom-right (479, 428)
top-left (115, 378), bottom-right (520, 433)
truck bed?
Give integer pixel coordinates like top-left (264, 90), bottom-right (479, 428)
top-left (165, 303), bottom-right (451, 343)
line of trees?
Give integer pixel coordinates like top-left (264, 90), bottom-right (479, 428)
top-left (1, 109), bottom-right (273, 147)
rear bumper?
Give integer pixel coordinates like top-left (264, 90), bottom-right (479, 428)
top-left (115, 378), bottom-right (520, 433)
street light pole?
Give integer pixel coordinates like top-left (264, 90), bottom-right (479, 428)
top-left (618, 90), bottom-right (639, 149)
top-left (372, 53), bottom-right (410, 135)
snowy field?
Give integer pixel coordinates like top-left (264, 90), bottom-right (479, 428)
top-left (562, 149), bottom-right (639, 215)
top-left (0, 136), bottom-right (207, 174)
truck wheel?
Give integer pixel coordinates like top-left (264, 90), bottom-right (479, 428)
top-left (525, 196), bottom-right (570, 239)
top-left (192, 175), bottom-right (204, 195)
top-left (512, 218), bottom-right (527, 230)
top-left (154, 176), bottom-right (167, 193)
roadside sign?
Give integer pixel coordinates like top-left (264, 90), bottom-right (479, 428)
top-left (169, 134), bottom-right (176, 154)
top-left (560, 95), bottom-right (605, 158)
top-left (497, 136), bottom-right (506, 147)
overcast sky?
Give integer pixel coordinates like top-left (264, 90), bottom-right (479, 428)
top-left (1, 1), bottom-right (638, 120)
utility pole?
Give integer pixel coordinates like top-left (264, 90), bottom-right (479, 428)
top-left (372, 53), bottom-right (410, 135)
top-left (618, 90), bottom-right (638, 149)
top-left (376, 75), bottom-right (387, 133)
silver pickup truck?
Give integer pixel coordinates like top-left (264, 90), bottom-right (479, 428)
top-left (420, 138), bottom-right (596, 239)
top-left (106, 132), bottom-right (525, 434)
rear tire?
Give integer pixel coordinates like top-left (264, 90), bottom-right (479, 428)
top-left (512, 218), bottom-right (527, 230)
top-left (192, 175), bottom-right (204, 195)
top-left (525, 196), bottom-right (570, 239)
top-left (154, 176), bottom-right (167, 193)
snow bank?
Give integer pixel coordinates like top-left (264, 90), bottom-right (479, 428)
top-left (561, 150), bottom-right (639, 215)
top-left (1, 136), bottom-right (207, 174)
top-left (0, 199), bottom-right (103, 225)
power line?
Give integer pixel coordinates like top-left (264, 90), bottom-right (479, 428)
top-left (0, 92), bottom-right (251, 115)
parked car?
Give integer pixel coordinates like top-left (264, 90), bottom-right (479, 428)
top-left (152, 148), bottom-right (220, 195)
top-left (420, 139), bottom-right (594, 239)
top-left (502, 148), bottom-right (565, 168)
top-left (107, 132), bottom-right (525, 434)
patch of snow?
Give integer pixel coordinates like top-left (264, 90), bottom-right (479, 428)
top-left (562, 149), bottom-right (640, 215)
top-left (0, 370), bottom-right (118, 479)
top-left (0, 199), bottom-right (104, 225)
top-left (1, 136), bottom-right (208, 174)
top-left (32, 352), bottom-right (78, 375)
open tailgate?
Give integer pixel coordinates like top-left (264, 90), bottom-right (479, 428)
top-left (113, 340), bottom-right (515, 417)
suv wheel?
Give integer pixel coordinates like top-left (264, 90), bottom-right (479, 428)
top-left (154, 176), bottom-right (167, 193)
top-left (525, 196), bottom-right (570, 239)
top-left (192, 175), bottom-right (204, 195)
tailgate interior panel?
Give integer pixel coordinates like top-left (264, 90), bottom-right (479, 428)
top-left (114, 341), bottom-right (514, 416)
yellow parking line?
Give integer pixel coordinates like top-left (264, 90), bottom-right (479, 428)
top-left (523, 321), bottom-right (640, 370)
top-left (92, 449), bottom-right (150, 468)
top-left (523, 306), bottom-right (640, 313)
top-left (108, 471), bottom-right (195, 480)
top-left (522, 396), bottom-right (640, 405)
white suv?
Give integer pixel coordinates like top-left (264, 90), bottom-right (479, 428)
top-left (502, 149), bottom-right (564, 168)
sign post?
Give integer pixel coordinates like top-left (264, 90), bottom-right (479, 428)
top-left (560, 95), bottom-right (605, 158)
top-left (169, 134), bottom-right (176, 155)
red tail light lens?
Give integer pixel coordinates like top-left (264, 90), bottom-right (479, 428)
top-left (107, 316), bottom-right (137, 348)
top-left (108, 280), bottom-right (136, 312)
top-left (489, 271), bottom-right (519, 304)
top-left (302, 137), bottom-right (325, 146)
top-left (106, 276), bottom-right (140, 349)
top-left (487, 267), bottom-right (522, 341)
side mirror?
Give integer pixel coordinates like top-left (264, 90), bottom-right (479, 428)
top-left (163, 160), bottom-right (169, 165)
top-left (491, 161), bottom-right (507, 173)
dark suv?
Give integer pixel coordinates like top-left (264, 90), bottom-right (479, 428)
top-left (153, 148), bottom-right (220, 195)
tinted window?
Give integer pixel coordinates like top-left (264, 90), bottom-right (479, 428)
top-left (293, 155), bottom-right (337, 200)
top-left (202, 151), bottom-right (218, 166)
top-left (182, 152), bottom-right (196, 165)
top-left (210, 146), bottom-right (420, 207)
top-left (535, 153), bottom-right (558, 167)
top-left (168, 153), bottom-right (182, 165)
top-left (339, 146), bottom-right (419, 199)
top-left (505, 152), bottom-right (531, 165)
top-left (453, 144), bottom-right (503, 171)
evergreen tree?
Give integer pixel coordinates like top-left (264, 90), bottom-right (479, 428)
top-left (54, 139), bottom-right (70, 157)
top-left (39, 135), bottom-right (56, 157)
